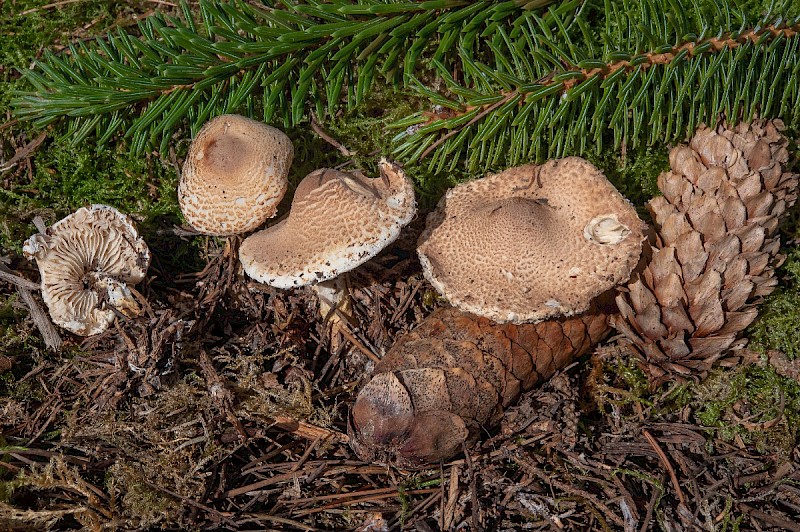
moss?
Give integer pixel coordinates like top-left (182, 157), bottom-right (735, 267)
top-left (589, 350), bottom-right (657, 417)
top-left (106, 462), bottom-right (179, 529)
top-left (733, 0), bottom-right (800, 19)
top-left (0, 2), bottom-right (182, 256)
top-left (587, 145), bottom-right (669, 213)
top-left (692, 365), bottom-right (800, 456)
top-left (749, 248), bottom-right (800, 360)
top-left (29, 142), bottom-right (178, 217)
top-left (0, 295), bottom-right (46, 378)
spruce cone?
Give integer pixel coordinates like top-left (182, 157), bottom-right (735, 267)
top-left (613, 120), bottom-right (799, 382)
top-left (348, 304), bottom-right (611, 467)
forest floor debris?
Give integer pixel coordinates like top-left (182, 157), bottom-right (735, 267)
top-left (2, 211), bottom-right (800, 530)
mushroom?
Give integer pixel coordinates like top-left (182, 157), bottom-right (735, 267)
top-left (348, 158), bottom-right (646, 466)
top-left (178, 114), bottom-right (293, 236)
top-left (239, 159), bottom-right (416, 340)
top-left (417, 157), bottom-right (646, 323)
top-left (23, 204), bottom-right (151, 336)
top-left (239, 159), bottom-right (416, 287)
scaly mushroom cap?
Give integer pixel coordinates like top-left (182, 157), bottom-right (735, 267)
top-left (239, 159), bottom-right (416, 287)
top-left (417, 157), bottom-right (646, 324)
top-left (178, 114), bottom-right (293, 236)
top-left (23, 205), bottom-right (151, 336)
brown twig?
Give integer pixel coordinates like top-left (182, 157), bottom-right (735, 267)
top-left (336, 323), bottom-right (381, 364)
top-left (510, 452), bottom-right (626, 528)
top-left (642, 429), bottom-right (687, 508)
top-left (272, 415), bottom-right (349, 444)
top-left (235, 514), bottom-right (316, 531)
top-left (0, 119), bottom-right (19, 132)
top-left (289, 435), bottom-right (323, 473)
top-left (199, 350), bottom-right (248, 440)
top-left (16, 285), bottom-right (63, 351)
top-left (291, 488), bottom-right (439, 517)
top-left (141, 477), bottom-right (238, 528)
top-left (0, 265), bottom-right (41, 291)
top-left (17, 0), bottom-right (85, 16)
top-left (0, 132), bottom-right (47, 173)
top-left (310, 115), bottom-right (353, 157)
top-left (463, 443), bottom-right (481, 531)
top-left (639, 475), bottom-right (664, 532)
top-left (739, 503), bottom-right (800, 531)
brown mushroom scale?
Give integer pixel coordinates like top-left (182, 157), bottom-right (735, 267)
top-left (178, 114), bottom-right (293, 236)
top-left (239, 159), bottom-right (416, 287)
top-left (417, 157), bottom-right (645, 323)
top-left (23, 205), bottom-right (151, 336)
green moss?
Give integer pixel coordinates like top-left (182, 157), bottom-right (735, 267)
top-left (749, 248), bottom-right (800, 360)
top-left (309, 86), bottom-right (478, 210)
top-left (0, 140), bottom-right (180, 257)
top-left (587, 146), bottom-right (669, 212)
top-left (0, 2), bottom-right (182, 258)
top-left (693, 365), bottom-right (800, 455)
top-left (590, 352), bottom-right (657, 416)
top-left (733, 0), bottom-right (800, 19)
top-left (0, 295), bottom-right (46, 369)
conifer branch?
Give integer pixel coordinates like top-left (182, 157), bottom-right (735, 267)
top-left (392, 3), bottom-right (800, 171)
top-left (12, 0), bottom-right (558, 154)
top-left (10, 0), bottom-right (800, 171)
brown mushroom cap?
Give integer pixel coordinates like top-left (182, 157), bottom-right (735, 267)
top-left (417, 157), bottom-right (645, 324)
top-left (178, 114), bottom-right (293, 236)
top-left (239, 159), bottom-right (416, 287)
top-left (22, 205), bottom-right (151, 336)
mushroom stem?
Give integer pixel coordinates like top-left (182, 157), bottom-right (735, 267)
top-left (32, 216), bottom-right (47, 234)
top-left (311, 275), bottom-right (355, 348)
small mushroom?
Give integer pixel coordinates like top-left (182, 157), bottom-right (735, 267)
top-left (178, 114), bottom-right (293, 236)
top-left (417, 157), bottom-right (646, 323)
top-left (23, 205), bottom-right (151, 336)
top-left (239, 159), bottom-right (416, 287)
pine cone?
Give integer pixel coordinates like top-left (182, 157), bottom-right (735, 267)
top-left (348, 304), bottom-right (611, 467)
top-left (612, 119), bottom-right (799, 383)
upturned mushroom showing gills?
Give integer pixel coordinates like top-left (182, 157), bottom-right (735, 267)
top-left (417, 157), bottom-right (646, 324)
top-left (178, 114), bottom-right (293, 236)
top-left (23, 204), bottom-right (151, 336)
top-left (239, 159), bottom-right (416, 287)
